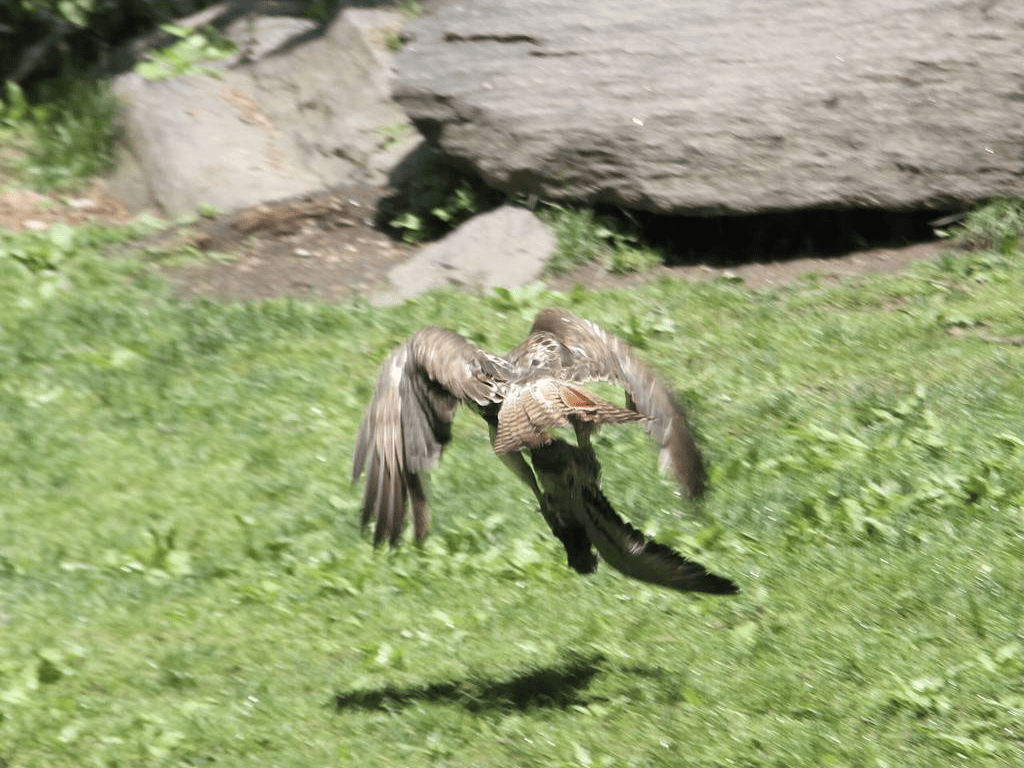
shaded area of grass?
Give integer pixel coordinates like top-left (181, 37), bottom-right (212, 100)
top-left (1, 78), bottom-right (118, 190)
top-left (1, 205), bottom-right (1023, 766)
top-left (540, 202), bottom-right (952, 276)
top-left (335, 652), bottom-right (605, 713)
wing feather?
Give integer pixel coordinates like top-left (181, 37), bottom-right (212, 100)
top-left (527, 308), bottom-right (707, 498)
top-left (352, 327), bottom-right (508, 544)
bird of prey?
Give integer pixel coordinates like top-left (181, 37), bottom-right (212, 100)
top-left (352, 307), bottom-right (737, 595)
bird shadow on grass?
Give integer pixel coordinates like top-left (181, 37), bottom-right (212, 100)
top-left (334, 652), bottom-right (608, 714)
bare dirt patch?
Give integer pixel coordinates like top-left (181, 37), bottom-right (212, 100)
top-left (0, 181), bottom-right (132, 232)
top-left (1, 181), bottom-right (949, 300)
top-left (545, 240), bottom-right (948, 294)
top-left (160, 183), bottom-right (415, 301)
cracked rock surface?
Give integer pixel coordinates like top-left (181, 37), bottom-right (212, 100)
top-left (395, 0), bottom-right (1024, 215)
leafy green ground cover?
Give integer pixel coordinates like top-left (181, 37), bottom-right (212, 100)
top-left (1, 211), bottom-right (1023, 767)
top-left (1, 80), bottom-right (118, 190)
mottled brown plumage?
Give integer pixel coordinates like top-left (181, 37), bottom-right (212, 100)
top-left (351, 307), bottom-right (736, 595)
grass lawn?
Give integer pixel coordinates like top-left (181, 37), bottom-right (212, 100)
top-left (1, 217), bottom-right (1023, 767)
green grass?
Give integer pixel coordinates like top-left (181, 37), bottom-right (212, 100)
top-left (1, 208), bottom-right (1023, 767)
top-left (951, 198), bottom-right (1024, 255)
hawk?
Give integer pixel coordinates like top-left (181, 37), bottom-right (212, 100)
top-left (352, 307), bottom-right (737, 595)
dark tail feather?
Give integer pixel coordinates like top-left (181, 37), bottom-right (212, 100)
top-left (550, 520), bottom-right (598, 575)
top-left (578, 486), bottom-right (737, 595)
top-left (407, 472), bottom-right (430, 541)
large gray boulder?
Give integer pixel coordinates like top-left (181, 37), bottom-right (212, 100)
top-left (108, 6), bottom-right (419, 215)
top-left (395, 0), bottom-right (1024, 215)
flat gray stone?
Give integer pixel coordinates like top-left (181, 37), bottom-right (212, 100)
top-left (374, 206), bottom-right (555, 306)
top-left (395, 0), bottom-right (1024, 215)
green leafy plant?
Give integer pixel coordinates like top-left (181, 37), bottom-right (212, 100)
top-left (398, 0), bottom-right (424, 19)
top-left (3, 2), bottom-right (223, 89)
top-left (952, 198), bottom-right (1024, 256)
top-left (0, 217), bottom-right (168, 288)
top-left (388, 171), bottom-right (500, 244)
top-left (29, 78), bottom-right (118, 186)
top-left (135, 24), bottom-right (236, 82)
top-left (541, 204), bottom-right (664, 275)
top-left (375, 121), bottom-right (412, 151)
top-left (609, 243), bottom-right (661, 274)
top-left (1, 81), bottom-right (45, 127)
top-left (1, 78), bottom-right (118, 189)
top-left (540, 206), bottom-right (610, 273)
top-left (0, 221), bottom-right (77, 272)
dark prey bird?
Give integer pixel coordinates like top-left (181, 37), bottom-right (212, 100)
top-left (352, 307), bottom-right (737, 595)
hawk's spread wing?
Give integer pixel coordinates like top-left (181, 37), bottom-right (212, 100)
top-left (352, 327), bottom-right (509, 545)
top-left (524, 308), bottom-right (708, 498)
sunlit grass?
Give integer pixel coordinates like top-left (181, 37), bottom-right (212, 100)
top-left (1, 209), bottom-right (1023, 766)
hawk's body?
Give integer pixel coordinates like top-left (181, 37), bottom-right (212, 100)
top-left (352, 308), bottom-right (736, 595)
